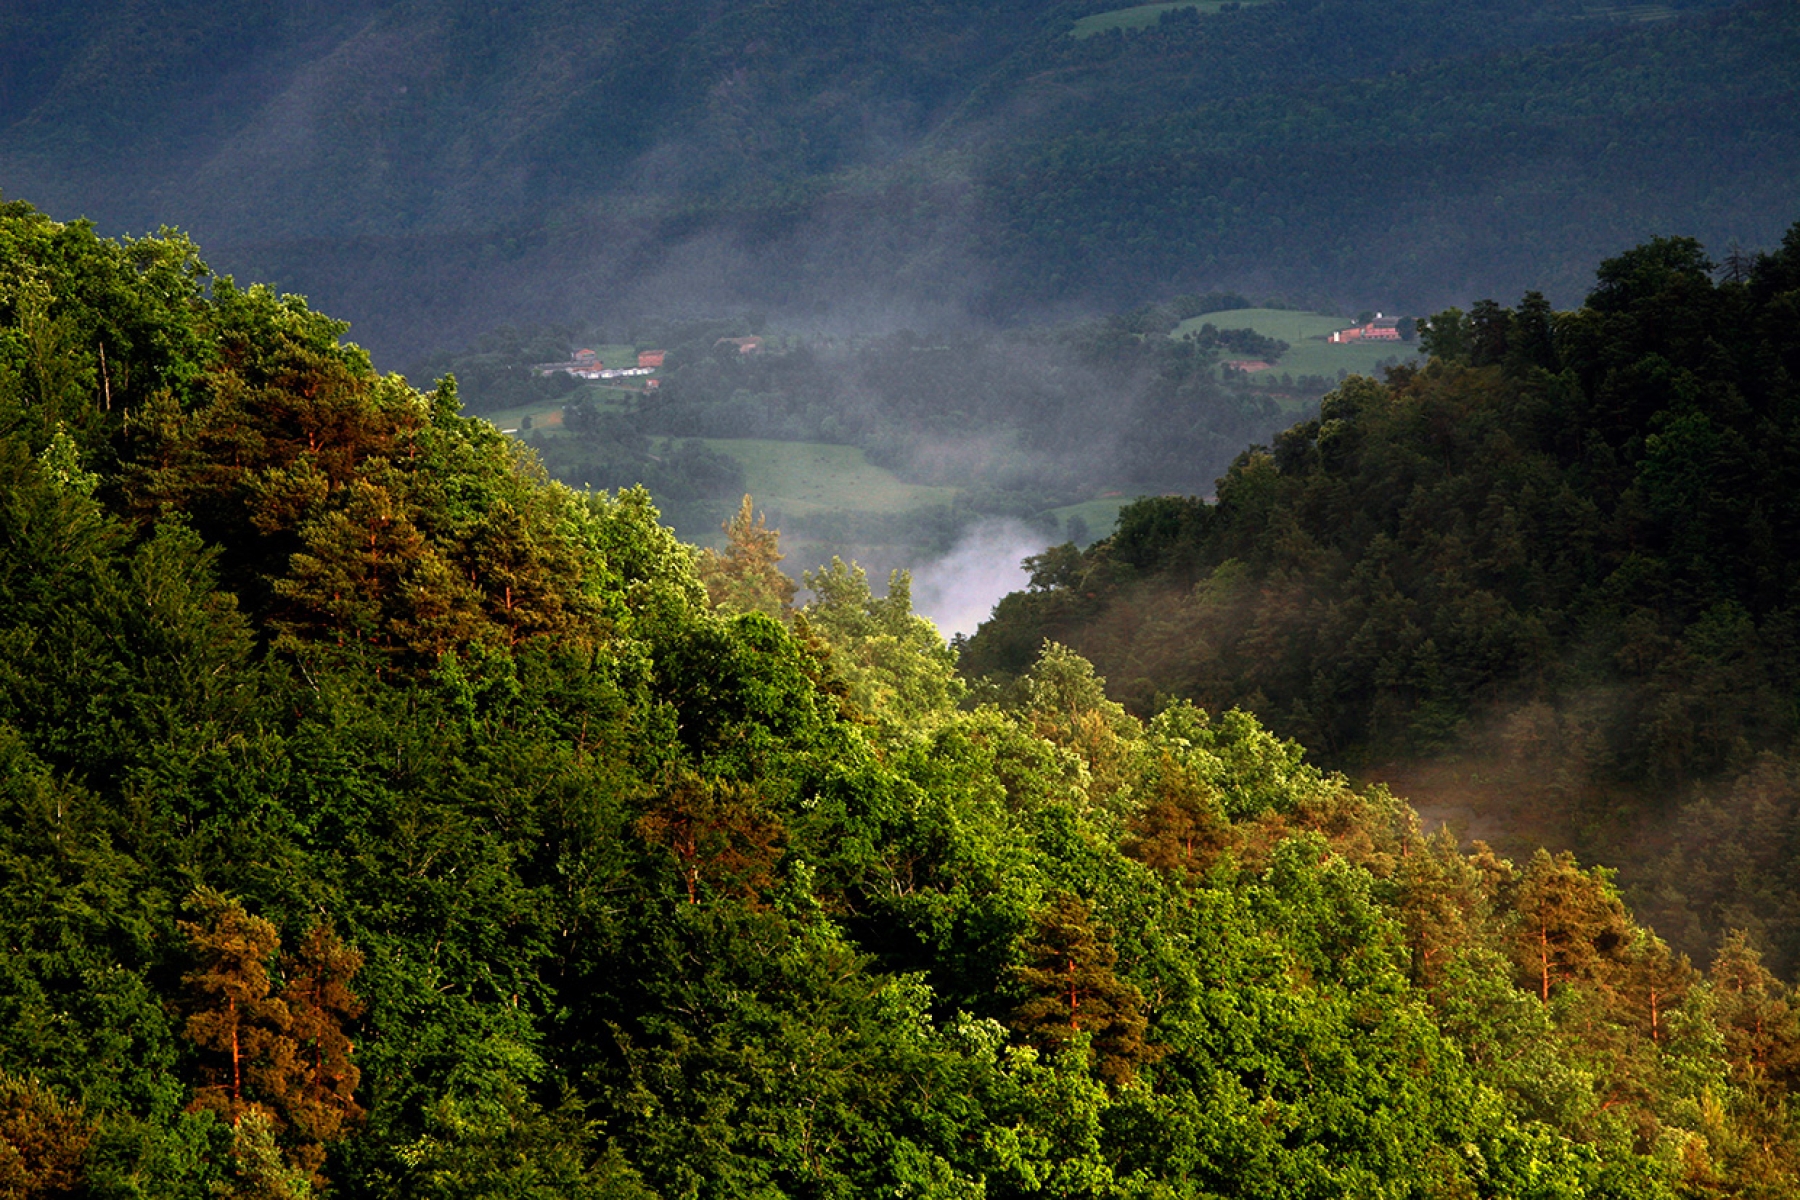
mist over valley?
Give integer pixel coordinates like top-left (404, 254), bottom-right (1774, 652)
top-left (4, 1), bottom-right (1800, 1195)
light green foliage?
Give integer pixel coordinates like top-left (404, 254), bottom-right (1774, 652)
top-left (799, 559), bottom-right (964, 730)
top-left (1148, 700), bottom-right (1321, 821)
top-left (0, 204), bottom-right (1794, 1198)
top-left (696, 494), bottom-right (798, 618)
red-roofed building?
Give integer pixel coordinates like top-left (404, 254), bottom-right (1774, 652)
top-left (1330, 313), bottom-right (1404, 343)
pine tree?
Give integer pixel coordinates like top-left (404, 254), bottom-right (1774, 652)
top-left (278, 925), bottom-right (367, 1183)
top-left (1710, 931), bottom-right (1800, 1086)
top-left (179, 889), bottom-right (294, 1127)
top-left (635, 771), bottom-right (784, 906)
top-left (1011, 893), bottom-right (1156, 1087)
top-left (0, 1069), bottom-right (92, 1198)
top-left (1122, 751), bottom-right (1231, 880)
top-left (1390, 827), bottom-right (1488, 990)
top-left (696, 494), bottom-right (797, 618)
top-left (180, 894), bottom-right (367, 1190)
top-left (1507, 849), bottom-right (1632, 1002)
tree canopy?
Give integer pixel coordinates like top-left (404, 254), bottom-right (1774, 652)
top-left (1, 199), bottom-right (1798, 1197)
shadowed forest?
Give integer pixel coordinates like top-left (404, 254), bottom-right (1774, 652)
top-left (2, 0), bottom-right (1794, 358)
top-left (963, 226), bottom-right (1800, 986)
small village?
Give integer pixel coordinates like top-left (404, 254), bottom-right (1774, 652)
top-left (533, 346), bottom-right (667, 385)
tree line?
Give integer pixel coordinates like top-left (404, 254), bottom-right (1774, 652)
top-left (963, 222), bottom-right (1800, 978)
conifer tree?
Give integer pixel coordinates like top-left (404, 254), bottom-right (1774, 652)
top-left (1507, 850), bottom-right (1632, 1002)
top-left (1607, 930), bottom-right (1693, 1045)
top-left (180, 894), bottom-right (367, 1189)
top-left (278, 925), bottom-right (367, 1182)
top-left (1390, 826), bottom-right (1488, 989)
top-left (1011, 893), bottom-right (1155, 1087)
top-left (180, 888), bottom-right (295, 1127)
top-left (1122, 751), bottom-right (1231, 880)
top-left (697, 494), bottom-right (797, 618)
top-left (635, 771), bottom-right (784, 906)
top-left (0, 1069), bottom-right (92, 1198)
top-left (1710, 932), bottom-right (1800, 1086)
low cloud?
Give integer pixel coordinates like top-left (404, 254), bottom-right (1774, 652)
top-left (909, 518), bottom-right (1048, 640)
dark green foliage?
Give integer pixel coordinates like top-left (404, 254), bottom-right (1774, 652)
top-left (966, 222), bottom-right (1800, 770)
top-left (964, 221), bottom-right (1800, 978)
top-left (5, 202), bottom-right (1800, 1198)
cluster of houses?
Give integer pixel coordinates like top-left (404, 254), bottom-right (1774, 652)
top-left (534, 347), bottom-right (668, 382)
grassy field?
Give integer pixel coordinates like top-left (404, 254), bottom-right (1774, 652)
top-left (1047, 496), bottom-right (1137, 545)
top-left (482, 386), bottom-right (638, 434)
top-left (1175, 307), bottom-right (1422, 384)
top-left (575, 343), bottom-right (640, 367)
top-left (1071, 0), bottom-right (1269, 37)
top-left (690, 439), bottom-right (958, 517)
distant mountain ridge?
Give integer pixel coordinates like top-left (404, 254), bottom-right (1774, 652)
top-left (1, 0), bottom-right (1791, 360)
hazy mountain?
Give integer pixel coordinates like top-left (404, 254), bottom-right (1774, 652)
top-left (2, 0), bottom-right (1792, 362)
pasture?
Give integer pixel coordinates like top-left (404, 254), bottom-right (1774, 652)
top-left (691, 438), bottom-right (958, 517)
top-left (573, 343), bottom-right (641, 368)
top-left (1175, 307), bottom-right (1423, 385)
top-left (483, 385), bottom-right (638, 434)
top-left (1071, 0), bottom-right (1269, 37)
top-left (1048, 496), bottom-right (1135, 545)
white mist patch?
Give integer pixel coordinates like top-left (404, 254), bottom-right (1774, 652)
top-left (910, 519), bottom-right (1050, 641)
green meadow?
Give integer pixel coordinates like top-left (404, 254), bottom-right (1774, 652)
top-left (1071, 0), bottom-right (1270, 37)
top-left (483, 386), bottom-right (638, 434)
top-left (1048, 496), bottom-right (1137, 544)
top-left (690, 438), bottom-right (958, 517)
top-left (1176, 307), bottom-right (1423, 385)
top-left (572, 342), bottom-right (641, 367)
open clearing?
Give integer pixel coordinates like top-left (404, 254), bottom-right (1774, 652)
top-left (577, 343), bottom-right (640, 366)
top-left (1072, 0), bottom-right (1269, 37)
top-left (483, 387), bottom-right (637, 434)
top-left (1048, 496), bottom-right (1136, 545)
top-left (1175, 307), bottom-right (1422, 383)
top-left (691, 438), bottom-right (957, 517)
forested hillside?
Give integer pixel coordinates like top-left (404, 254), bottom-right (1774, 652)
top-left (963, 224), bottom-right (1800, 977)
top-left (9, 202), bottom-right (1800, 1197)
top-left (2, 0), bottom-right (1792, 359)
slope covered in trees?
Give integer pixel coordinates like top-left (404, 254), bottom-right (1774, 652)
top-left (963, 223), bottom-right (1800, 973)
top-left (6, 204), bottom-right (1800, 1196)
top-left (1, 0), bottom-right (1791, 358)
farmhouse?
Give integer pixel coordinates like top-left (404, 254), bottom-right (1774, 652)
top-left (1224, 359), bottom-right (1273, 372)
top-left (535, 349), bottom-right (609, 378)
top-left (714, 336), bottom-right (764, 354)
top-left (1330, 313), bottom-right (1403, 343)
top-left (638, 349), bottom-right (666, 368)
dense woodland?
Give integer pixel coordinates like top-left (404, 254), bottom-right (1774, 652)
top-left (964, 224), bottom-right (1800, 980)
top-left (1, 0), bottom-right (1791, 359)
top-left (7, 205), bottom-right (1800, 1196)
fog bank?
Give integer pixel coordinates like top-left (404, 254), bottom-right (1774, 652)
top-left (910, 519), bottom-right (1048, 641)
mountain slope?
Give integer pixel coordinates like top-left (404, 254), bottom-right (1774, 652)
top-left (2, 0), bottom-right (1790, 359)
top-left (6, 198), bottom-right (1800, 1196)
top-left (961, 222), bottom-right (1800, 969)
